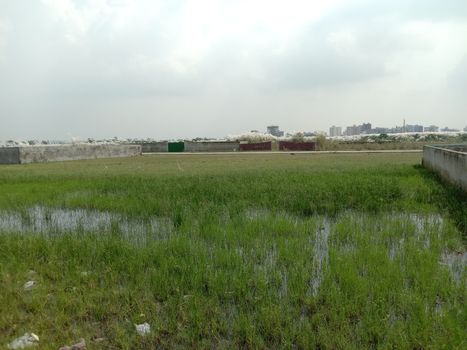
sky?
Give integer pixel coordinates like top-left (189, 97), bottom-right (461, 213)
top-left (0, 0), bottom-right (466, 140)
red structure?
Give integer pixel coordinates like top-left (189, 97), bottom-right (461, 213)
top-left (279, 141), bottom-right (316, 151)
top-left (239, 141), bottom-right (272, 151)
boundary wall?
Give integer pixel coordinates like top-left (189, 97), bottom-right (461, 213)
top-left (141, 142), bottom-right (168, 153)
top-left (0, 144), bottom-right (141, 164)
top-left (279, 141), bottom-right (316, 151)
top-left (422, 144), bottom-right (467, 191)
top-left (0, 147), bottom-right (20, 164)
top-left (185, 141), bottom-right (240, 152)
top-left (239, 142), bottom-right (272, 151)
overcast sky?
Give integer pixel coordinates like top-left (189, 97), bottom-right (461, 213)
top-left (0, 0), bottom-right (466, 140)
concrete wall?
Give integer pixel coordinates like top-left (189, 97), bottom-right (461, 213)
top-left (447, 145), bottom-right (467, 152)
top-left (423, 145), bottom-right (467, 191)
top-left (0, 147), bottom-right (20, 164)
top-left (1, 144), bottom-right (141, 164)
top-left (240, 142), bottom-right (272, 151)
top-left (279, 141), bottom-right (316, 151)
top-left (184, 141), bottom-right (240, 152)
top-left (141, 142), bottom-right (168, 153)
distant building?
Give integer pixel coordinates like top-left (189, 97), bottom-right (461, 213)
top-left (424, 125), bottom-right (439, 132)
top-left (406, 124), bottom-right (424, 133)
top-left (371, 127), bottom-right (389, 134)
top-left (329, 126), bottom-right (342, 137)
top-left (345, 125), bottom-right (361, 136)
top-left (441, 127), bottom-right (459, 132)
top-left (464, 126), bottom-right (467, 132)
top-left (361, 123), bottom-right (372, 134)
top-left (267, 125), bottom-right (284, 137)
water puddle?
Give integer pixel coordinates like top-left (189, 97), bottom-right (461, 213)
top-left (0, 206), bottom-right (173, 243)
top-left (440, 251), bottom-right (467, 284)
top-left (386, 213), bottom-right (445, 258)
top-left (434, 296), bottom-right (444, 315)
top-left (388, 239), bottom-right (404, 261)
top-left (253, 245), bottom-right (278, 281)
top-left (408, 213), bottom-right (444, 232)
top-left (1, 207), bottom-right (463, 286)
top-left (279, 270), bottom-right (288, 299)
top-left (309, 218), bottom-right (331, 296)
top-left (244, 208), bottom-right (270, 220)
top-left (410, 213), bottom-right (444, 248)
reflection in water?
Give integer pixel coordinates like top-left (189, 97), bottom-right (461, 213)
top-left (0, 206), bottom-right (173, 243)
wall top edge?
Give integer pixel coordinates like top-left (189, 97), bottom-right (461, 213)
top-left (423, 144), bottom-right (467, 155)
top-left (0, 144), bottom-right (139, 149)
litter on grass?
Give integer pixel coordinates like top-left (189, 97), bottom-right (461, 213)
top-left (23, 281), bottom-right (36, 291)
top-left (135, 323), bottom-right (151, 336)
top-left (7, 333), bottom-right (39, 349)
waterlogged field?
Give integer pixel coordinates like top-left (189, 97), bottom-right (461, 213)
top-left (0, 153), bottom-right (466, 349)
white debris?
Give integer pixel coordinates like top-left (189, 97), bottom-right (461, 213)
top-left (135, 322), bottom-right (151, 336)
top-left (59, 338), bottom-right (86, 350)
top-left (23, 281), bottom-right (36, 291)
top-left (7, 333), bottom-right (39, 349)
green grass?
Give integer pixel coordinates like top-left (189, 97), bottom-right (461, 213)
top-left (0, 153), bottom-right (466, 349)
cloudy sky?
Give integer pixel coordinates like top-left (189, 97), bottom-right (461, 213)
top-left (0, 0), bottom-right (466, 140)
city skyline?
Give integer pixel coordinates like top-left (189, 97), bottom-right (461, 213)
top-left (1, 118), bottom-right (466, 143)
top-left (327, 121), bottom-right (465, 137)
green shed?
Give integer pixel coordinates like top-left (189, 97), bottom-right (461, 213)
top-left (168, 142), bottom-right (185, 152)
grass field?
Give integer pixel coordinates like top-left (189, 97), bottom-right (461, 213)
top-left (0, 153), bottom-right (466, 349)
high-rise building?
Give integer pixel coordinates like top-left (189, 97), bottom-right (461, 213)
top-left (345, 125), bottom-right (361, 136)
top-left (406, 124), bottom-right (424, 133)
top-left (361, 123), bottom-right (372, 133)
top-left (267, 125), bottom-right (284, 137)
top-left (424, 125), bottom-right (439, 132)
top-left (372, 127), bottom-right (389, 134)
top-left (329, 126), bottom-right (342, 137)
top-left (441, 127), bottom-right (460, 132)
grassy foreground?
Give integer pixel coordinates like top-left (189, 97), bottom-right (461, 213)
top-left (0, 153), bottom-right (466, 349)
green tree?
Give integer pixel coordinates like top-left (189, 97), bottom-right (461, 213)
top-left (315, 133), bottom-right (327, 151)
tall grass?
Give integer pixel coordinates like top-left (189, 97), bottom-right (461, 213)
top-left (0, 153), bottom-right (465, 348)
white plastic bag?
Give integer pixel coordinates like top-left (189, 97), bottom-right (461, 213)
top-left (135, 323), bottom-right (151, 336)
top-left (7, 333), bottom-right (39, 349)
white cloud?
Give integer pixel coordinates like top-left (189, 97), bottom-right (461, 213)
top-left (385, 21), bottom-right (467, 89)
top-left (41, 0), bottom-right (163, 43)
top-left (327, 30), bottom-right (357, 54)
top-left (0, 20), bottom-right (9, 60)
top-left (41, 0), bottom-right (94, 42)
top-left (1, 0), bottom-right (467, 139)
top-left (176, 0), bottom-right (340, 59)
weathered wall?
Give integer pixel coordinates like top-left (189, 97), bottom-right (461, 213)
top-left (279, 141), bottom-right (316, 151)
top-left (0, 147), bottom-right (20, 164)
top-left (422, 145), bottom-right (467, 191)
top-left (447, 145), bottom-right (467, 152)
top-left (17, 144), bottom-right (141, 164)
top-left (141, 142), bottom-right (168, 153)
top-left (239, 142), bottom-right (272, 151)
top-left (184, 141), bottom-right (240, 152)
